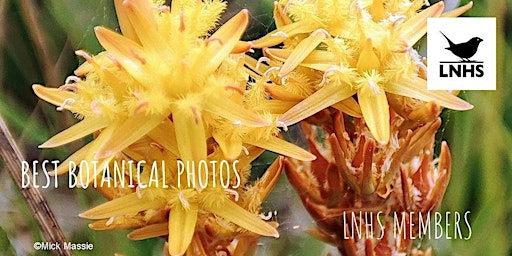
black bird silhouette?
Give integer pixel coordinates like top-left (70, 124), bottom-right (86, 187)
top-left (440, 31), bottom-right (483, 62)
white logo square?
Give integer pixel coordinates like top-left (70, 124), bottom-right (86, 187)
top-left (427, 17), bottom-right (496, 90)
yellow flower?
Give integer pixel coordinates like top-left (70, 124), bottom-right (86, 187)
top-left (80, 148), bottom-right (282, 256)
top-left (33, 0), bottom-right (315, 182)
top-left (33, 0), bottom-right (269, 175)
top-left (252, 0), bottom-right (474, 144)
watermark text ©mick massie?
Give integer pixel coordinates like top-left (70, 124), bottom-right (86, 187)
top-left (33, 241), bottom-right (93, 251)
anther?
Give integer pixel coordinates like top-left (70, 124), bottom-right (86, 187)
top-left (264, 66), bottom-right (280, 77)
top-left (205, 37), bottom-right (224, 46)
top-left (389, 15), bottom-right (406, 27)
top-left (134, 101), bottom-right (149, 114)
top-left (179, 192), bottom-right (190, 209)
top-left (56, 98), bottom-right (75, 111)
top-left (130, 48), bottom-right (146, 64)
top-left (256, 57), bottom-right (270, 71)
top-left (271, 31), bottom-right (289, 38)
top-left (106, 217), bottom-right (115, 226)
top-left (368, 81), bottom-right (381, 95)
top-left (179, 11), bottom-right (186, 32)
top-left (90, 100), bottom-right (102, 115)
top-left (136, 185), bottom-right (144, 199)
top-left (277, 120), bottom-right (288, 132)
top-left (149, 142), bottom-right (164, 152)
top-left (75, 50), bottom-right (94, 63)
top-left (225, 189), bottom-right (240, 202)
top-left (241, 146), bottom-right (249, 155)
top-left (65, 75), bottom-right (81, 85)
top-left (153, 6), bottom-right (170, 12)
top-left (311, 28), bottom-right (330, 38)
top-left (131, 92), bottom-right (142, 100)
top-left (225, 85), bottom-right (244, 95)
top-left (281, 76), bottom-right (288, 85)
top-left (58, 84), bottom-right (78, 92)
top-left (259, 211), bottom-right (273, 220)
top-left (190, 106), bottom-right (200, 124)
top-left (320, 67), bottom-right (339, 86)
top-left (232, 120), bottom-right (242, 127)
top-left (107, 53), bottom-right (123, 69)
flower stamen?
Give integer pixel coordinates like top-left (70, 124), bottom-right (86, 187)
top-left (179, 11), bottom-right (186, 32)
top-left (178, 191), bottom-right (190, 209)
top-left (232, 120), bottom-right (242, 127)
top-left (107, 53), bottom-right (123, 69)
top-left (106, 216), bottom-right (115, 226)
top-left (190, 106), bottom-right (200, 124)
top-left (149, 142), bottom-right (164, 152)
top-left (225, 189), bottom-right (239, 202)
top-left (271, 31), bottom-right (289, 38)
top-left (136, 184), bottom-right (144, 199)
top-left (225, 85), bottom-right (244, 95)
top-left (59, 84), bottom-right (79, 92)
top-left (205, 37), bottom-right (223, 47)
top-left (130, 48), bottom-right (146, 64)
top-left (264, 66), bottom-right (280, 77)
top-left (277, 120), bottom-right (288, 132)
top-left (75, 50), bottom-right (94, 63)
top-left (56, 98), bottom-right (75, 111)
top-left (90, 100), bottom-right (103, 115)
top-left (65, 75), bottom-right (81, 85)
top-left (256, 57), bottom-right (270, 71)
top-left (320, 67), bottom-right (339, 86)
top-left (241, 146), bottom-right (249, 155)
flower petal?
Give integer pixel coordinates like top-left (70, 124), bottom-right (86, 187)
top-left (386, 77), bottom-right (473, 110)
top-left (273, 2), bottom-right (292, 29)
top-left (77, 155), bottom-right (115, 187)
top-left (332, 97), bottom-right (362, 118)
top-left (442, 2), bottom-right (473, 18)
top-left (168, 204), bottom-right (198, 256)
top-left (96, 113), bottom-right (165, 159)
top-left (254, 157), bottom-right (283, 202)
top-left (265, 84), bottom-right (304, 101)
top-left (356, 39), bottom-right (380, 72)
top-left (252, 100), bottom-right (296, 114)
top-left (246, 136), bottom-right (316, 161)
top-left (280, 84), bottom-right (356, 126)
top-left (94, 26), bottom-right (146, 83)
top-left (123, 0), bottom-right (165, 54)
top-left (39, 117), bottom-right (109, 148)
top-left (358, 85), bottom-right (390, 144)
top-left (397, 1), bottom-right (444, 47)
top-left (114, 0), bottom-right (140, 43)
top-left (251, 21), bottom-right (315, 48)
top-left (198, 9), bottom-right (249, 75)
top-left (173, 107), bottom-right (207, 163)
top-left (147, 119), bottom-right (180, 156)
top-left (202, 97), bottom-right (271, 127)
top-left (279, 29), bottom-right (329, 77)
top-left (32, 84), bottom-right (77, 110)
top-left (79, 193), bottom-right (166, 219)
top-left (128, 223), bottom-right (168, 240)
top-left (265, 49), bottom-right (338, 72)
top-left (202, 199), bottom-right (279, 238)
top-left (50, 143), bottom-right (93, 176)
top-left (212, 131), bottom-right (243, 161)
top-left (128, 222), bottom-right (169, 240)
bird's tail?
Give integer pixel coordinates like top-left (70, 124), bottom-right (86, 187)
top-left (440, 31), bottom-right (455, 49)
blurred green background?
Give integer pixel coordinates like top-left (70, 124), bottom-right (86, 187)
top-left (0, 0), bottom-right (510, 255)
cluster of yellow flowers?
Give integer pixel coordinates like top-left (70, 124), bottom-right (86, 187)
top-left (33, 0), bottom-right (473, 255)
